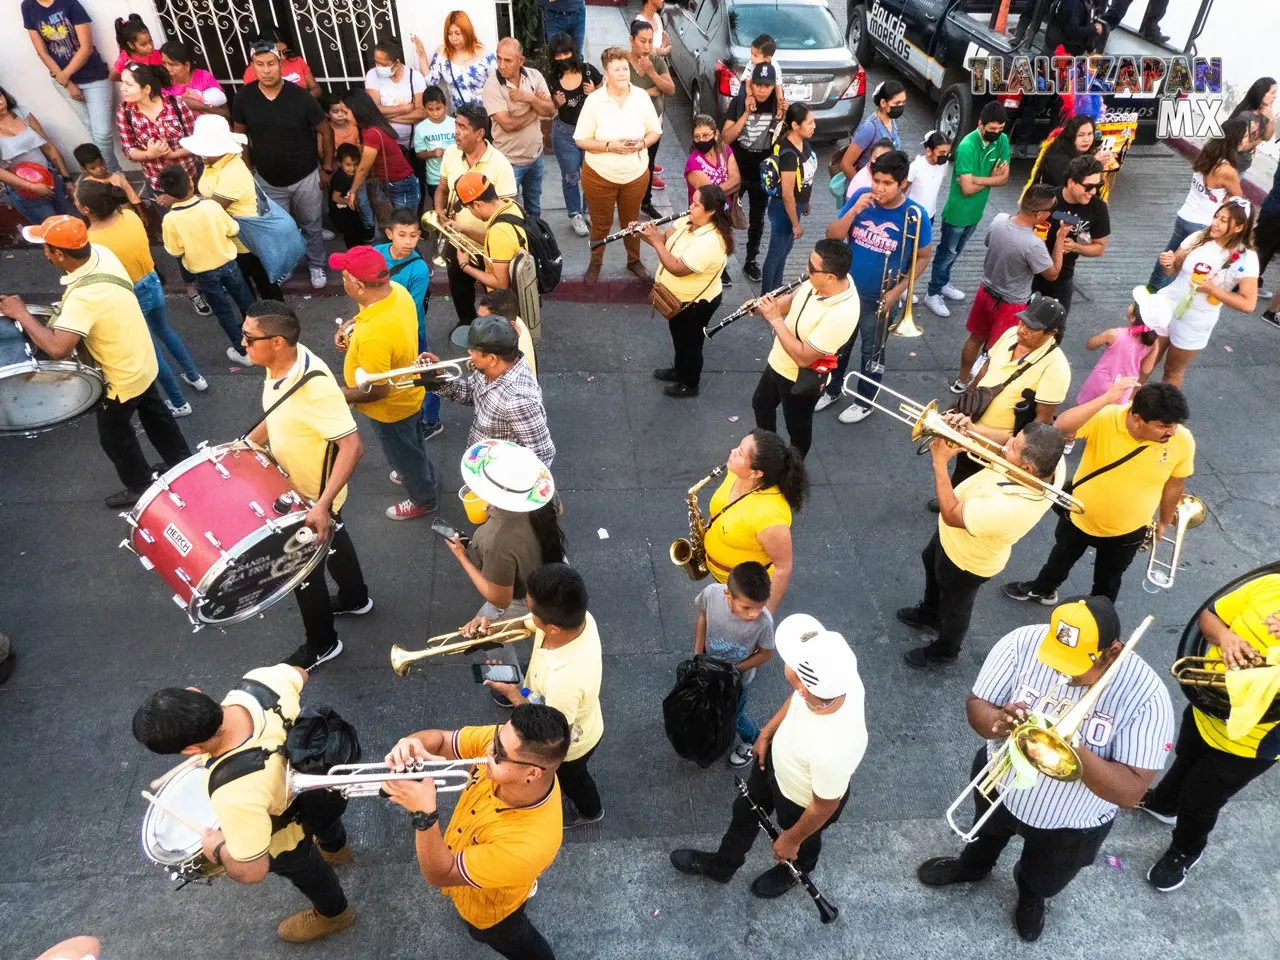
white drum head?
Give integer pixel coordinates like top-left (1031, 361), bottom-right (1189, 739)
top-left (0, 362), bottom-right (104, 435)
top-left (142, 763), bottom-right (218, 864)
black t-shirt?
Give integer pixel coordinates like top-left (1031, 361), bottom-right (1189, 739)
top-left (777, 138), bottom-right (817, 206)
top-left (549, 61), bottom-right (603, 126)
top-left (1043, 187), bottom-right (1111, 282)
top-left (232, 82), bottom-right (325, 187)
top-left (726, 88), bottom-right (780, 165)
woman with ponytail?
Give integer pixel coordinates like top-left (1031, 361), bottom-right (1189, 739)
top-left (703, 429), bottom-right (807, 613)
top-left (115, 63), bottom-right (198, 193)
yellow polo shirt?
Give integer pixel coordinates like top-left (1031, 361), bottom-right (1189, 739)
top-left (161, 196), bottom-right (241, 274)
top-left (704, 475), bottom-right (791, 582)
top-left (766, 281), bottom-right (859, 383)
top-left (655, 218), bottom-right (727, 302)
top-left (940, 460), bottom-right (1065, 577)
top-left (86, 210), bottom-right (154, 283)
top-left (440, 143), bottom-right (518, 236)
top-left (574, 85), bottom-right (662, 184)
top-left (975, 327), bottom-right (1071, 432)
top-left (442, 725), bottom-right (563, 929)
top-left (1195, 575), bottom-right (1280, 758)
top-left (262, 346), bottom-right (357, 509)
top-left (483, 199), bottom-right (526, 265)
top-left (524, 613), bottom-right (604, 762)
top-left (50, 244), bottom-right (157, 402)
top-left (199, 154), bottom-right (259, 218)
top-left (343, 284), bottom-right (425, 424)
top-left (1071, 403), bottom-right (1195, 538)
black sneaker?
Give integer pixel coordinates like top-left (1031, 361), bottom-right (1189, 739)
top-left (652, 367), bottom-right (679, 382)
top-left (1147, 845), bottom-right (1201, 891)
top-left (904, 646), bottom-right (957, 669)
top-left (1262, 310), bottom-right (1279, 328)
top-left (284, 639), bottom-right (344, 670)
top-left (189, 292), bottom-right (212, 316)
top-left (750, 863), bottom-right (796, 899)
top-left (1001, 581), bottom-right (1059, 606)
top-left (1140, 27), bottom-right (1170, 44)
top-left (330, 596), bottom-right (373, 616)
top-left (670, 849), bottom-right (731, 883)
top-left (419, 420), bottom-right (444, 442)
top-left (105, 488), bottom-right (144, 509)
top-left (1014, 887), bottom-right (1046, 942)
top-left (917, 856), bottom-right (987, 887)
top-left (721, 268), bottom-right (733, 287)
top-left (743, 261), bottom-right (762, 283)
top-left (640, 202), bottom-right (661, 220)
top-left (1135, 792), bottom-right (1178, 826)
top-left (664, 383), bottom-right (699, 398)
top-left (895, 606), bottom-right (939, 635)
top-left (564, 807), bottom-right (604, 829)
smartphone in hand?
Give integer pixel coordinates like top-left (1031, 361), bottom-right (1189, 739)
top-left (472, 663), bottom-right (521, 684)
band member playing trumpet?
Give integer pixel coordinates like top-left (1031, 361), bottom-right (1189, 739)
top-left (132, 664), bottom-right (355, 943)
top-left (1004, 379), bottom-right (1194, 606)
top-left (382, 704), bottom-right (571, 960)
top-left (242, 302), bottom-right (370, 670)
top-left (1140, 572), bottom-right (1280, 892)
top-left (750, 239), bottom-right (858, 458)
top-left (331, 246), bottom-right (439, 522)
top-left (918, 597), bottom-right (1173, 942)
top-left (455, 171), bottom-right (525, 293)
top-left (898, 421), bottom-right (1065, 668)
top-left (822, 150), bottom-right (932, 424)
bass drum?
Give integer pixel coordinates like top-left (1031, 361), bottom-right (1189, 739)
top-left (0, 305), bottom-right (104, 436)
top-left (1176, 560), bottom-right (1280, 723)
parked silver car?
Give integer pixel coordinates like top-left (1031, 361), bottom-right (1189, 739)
top-left (664, 0), bottom-right (865, 140)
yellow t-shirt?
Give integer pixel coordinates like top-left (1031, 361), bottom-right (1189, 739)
top-left (440, 143), bottom-right (518, 236)
top-left (514, 317), bottom-right (537, 377)
top-left (1194, 575), bottom-right (1280, 758)
top-left (207, 664), bottom-right (306, 861)
top-left (442, 725), bottom-right (563, 929)
top-left (1071, 403), bottom-right (1196, 538)
top-left (975, 327), bottom-right (1071, 432)
top-left (655, 218), bottom-right (727, 302)
top-left (574, 85), bottom-right (662, 184)
top-left (86, 210), bottom-right (154, 283)
top-left (199, 154), bottom-right (259, 218)
top-left (484, 199), bottom-right (526, 265)
top-left (343, 284), bottom-right (425, 424)
top-left (703, 475), bottom-right (792, 583)
top-left (262, 346), bottom-right (358, 509)
top-left (50, 245), bottom-right (158, 402)
top-left (766, 282), bottom-right (860, 383)
top-left (939, 460), bottom-right (1065, 577)
top-left (771, 688), bottom-right (868, 807)
top-left (524, 613), bottom-right (604, 762)
top-left (161, 195), bottom-right (241, 274)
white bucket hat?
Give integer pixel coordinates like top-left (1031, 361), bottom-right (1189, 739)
top-left (1131, 284), bottom-right (1173, 337)
top-left (460, 439), bottom-right (554, 513)
top-left (774, 613), bottom-right (859, 700)
top-left (179, 114), bottom-right (247, 159)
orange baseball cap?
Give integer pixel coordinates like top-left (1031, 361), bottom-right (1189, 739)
top-left (455, 171), bottom-right (492, 204)
top-left (23, 215), bottom-right (89, 250)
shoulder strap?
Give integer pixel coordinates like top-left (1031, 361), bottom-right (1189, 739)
top-left (388, 252), bottom-right (425, 276)
top-left (1065, 443), bottom-right (1150, 495)
top-left (168, 96), bottom-right (189, 136)
top-left (493, 211), bottom-right (530, 250)
top-left (65, 271), bottom-right (137, 295)
top-left (238, 368), bottom-right (326, 441)
top-left (995, 342), bottom-right (1058, 393)
top-left (207, 748), bottom-right (270, 794)
top-left (789, 288), bottom-right (816, 341)
top-left (709, 487), bottom-right (758, 527)
top-left (236, 677), bottom-right (288, 723)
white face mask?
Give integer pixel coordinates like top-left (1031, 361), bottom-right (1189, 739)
top-left (374, 64), bottom-right (394, 79)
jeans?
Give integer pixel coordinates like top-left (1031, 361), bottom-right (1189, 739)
top-left (376, 174), bottom-right (421, 214)
top-left (355, 184), bottom-right (375, 232)
top-left (135, 271), bottom-right (200, 407)
top-left (543, 4), bottom-right (587, 60)
top-left (825, 295), bottom-right (881, 402)
top-left (551, 118), bottom-right (584, 218)
top-left (761, 198), bottom-right (798, 293)
top-left (97, 382), bottom-right (192, 491)
top-left (465, 904), bottom-right (555, 960)
top-left (928, 220), bottom-right (978, 296)
top-left (257, 168), bottom-right (326, 270)
top-left (1147, 215), bottom-right (1202, 292)
top-left (582, 163), bottom-right (648, 266)
top-left (558, 741), bottom-right (602, 819)
top-left (752, 365), bottom-right (818, 458)
top-left (269, 837), bottom-right (348, 918)
top-left (916, 532), bottom-right (990, 659)
top-left (511, 154), bottom-right (545, 218)
top-left (55, 79), bottom-right (118, 172)
top-left (667, 295), bottom-right (723, 389)
top-left (369, 413), bottom-right (438, 509)
top-left (193, 260), bottom-right (255, 353)
top-left (735, 682), bottom-right (759, 743)
top-left (2, 180), bottom-right (76, 225)
top-left (1028, 512), bottom-right (1148, 602)
top-left (294, 512), bottom-right (369, 652)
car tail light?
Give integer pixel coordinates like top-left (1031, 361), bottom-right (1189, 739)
top-left (715, 61), bottom-right (740, 97)
top-left (838, 66), bottom-right (866, 100)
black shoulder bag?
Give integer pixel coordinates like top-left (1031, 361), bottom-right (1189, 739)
top-left (952, 343), bottom-right (1059, 432)
top-left (1050, 443), bottom-right (1150, 518)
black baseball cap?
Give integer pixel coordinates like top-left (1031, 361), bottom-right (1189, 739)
top-left (467, 316), bottom-right (519, 358)
top-left (1017, 293), bottom-right (1066, 332)
top-left (751, 63), bottom-right (777, 86)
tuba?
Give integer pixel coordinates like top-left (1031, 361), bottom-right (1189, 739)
top-left (1141, 495), bottom-right (1205, 592)
top-left (669, 466), bottom-right (725, 581)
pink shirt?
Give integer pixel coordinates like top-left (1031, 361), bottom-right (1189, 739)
top-left (1076, 328), bottom-right (1154, 405)
top-left (164, 68), bottom-right (222, 101)
top-left (684, 145), bottom-right (733, 206)
top-left (113, 49), bottom-right (163, 74)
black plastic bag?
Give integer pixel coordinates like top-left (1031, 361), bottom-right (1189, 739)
top-left (284, 705), bottom-right (362, 774)
top-left (663, 655), bottom-right (743, 768)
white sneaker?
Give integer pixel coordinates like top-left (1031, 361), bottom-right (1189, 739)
top-left (166, 401), bottom-right (192, 418)
top-left (310, 267), bottom-right (327, 290)
top-left (225, 347), bottom-right (252, 367)
top-left (923, 294), bottom-right (951, 318)
top-left (389, 470), bottom-right (402, 485)
top-left (912, 294), bottom-right (919, 304)
top-left (838, 402), bottom-right (873, 424)
top-left (321, 228), bottom-right (336, 242)
top-left (181, 373), bottom-right (208, 391)
top-left (570, 213), bottom-right (589, 237)
top-left (814, 392), bottom-right (838, 412)
top-left (941, 283), bottom-right (966, 301)
top-left (728, 743), bottom-right (753, 768)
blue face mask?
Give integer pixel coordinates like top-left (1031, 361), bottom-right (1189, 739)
top-left (375, 65), bottom-right (394, 79)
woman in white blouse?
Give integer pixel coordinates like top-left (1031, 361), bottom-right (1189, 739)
top-left (413, 11), bottom-right (496, 112)
top-left (364, 38), bottom-right (426, 148)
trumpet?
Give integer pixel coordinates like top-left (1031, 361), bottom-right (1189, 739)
top-left (391, 616), bottom-right (536, 676)
top-left (869, 206), bottom-right (924, 374)
top-left (421, 210), bottom-right (488, 266)
top-left (353, 357), bottom-right (471, 391)
top-left (946, 615), bottom-right (1153, 842)
top-left (842, 373), bottom-right (1084, 514)
top-left (1140, 495), bottom-right (1205, 592)
top-left (285, 758), bottom-right (484, 800)
top-left (590, 211), bottom-right (684, 249)
top-left (704, 275), bottom-right (808, 339)
top-left (670, 466), bottom-right (725, 581)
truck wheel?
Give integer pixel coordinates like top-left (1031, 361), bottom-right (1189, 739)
top-left (937, 82), bottom-right (975, 143)
top-left (847, 5), bottom-right (875, 67)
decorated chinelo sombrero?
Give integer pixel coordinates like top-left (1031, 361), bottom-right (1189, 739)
top-left (460, 439), bottom-right (555, 513)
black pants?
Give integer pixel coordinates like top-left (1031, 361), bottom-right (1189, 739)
top-left (957, 748), bottom-right (1113, 898)
top-left (667, 295), bottom-right (723, 389)
top-left (446, 248), bottom-right (479, 326)
top-left (1032, 273), bottom-right (1074, 314)
top-left (710, 746), bottom-right (848, 876)
top-left (97, 381), bottom-right (191, 491)
top-left (1104, 0), bottom-right (1169, 31)
top-left (917, 532), bottom-right (989, 659)
top-left (1254, 210), bottom-right (1280, 276)
top-left (1029, 512), bottom-right (1147, 602)
top-left (752, 366), bottom-right (819, 458)
top-left (271, 790), bottom-right (349, 920)
top-left (642, 138), bottom-right (661, 208)
top-left (465, 905), bottom-right (555, 960)
top-left (293, 512), bottom-right (369, 652)
top-left (736, 158), bottom-right (768, 264)
top-left (236, 251), bottom-right (283, 302)
top-left (558, 742), bottom-right (602, 818)
top-left (1147, 705), bottom-right (1276, 857)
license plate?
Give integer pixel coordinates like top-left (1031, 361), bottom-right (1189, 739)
top-left (783, 82), bottom-right (813, 103)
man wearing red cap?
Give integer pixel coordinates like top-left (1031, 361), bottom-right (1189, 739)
top-left (330, 246), bottom-right (439, 521)
top-left (0, 215), bottom-right (191, 508)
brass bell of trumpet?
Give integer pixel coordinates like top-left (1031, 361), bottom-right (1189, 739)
top-left (1141, 495), bottom-right (1205, 592)
top-left (391, 616), bottom-right (535, 676)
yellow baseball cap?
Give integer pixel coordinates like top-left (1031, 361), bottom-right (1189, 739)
top-left (1036, 596), bottom-right (1121, 677)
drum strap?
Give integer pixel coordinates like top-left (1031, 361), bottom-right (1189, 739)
top-left (207, 678), bottom-right (303, 832)
top-left (64, 272), bottom-right (137, 297)
top-left (239, 369), bottom-right (327, 440)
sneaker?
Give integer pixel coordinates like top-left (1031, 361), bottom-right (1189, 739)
top-left (1135, 792), bottom-right (1178, 826)
top-left (420, 420), bottom-right (444, 442)
top-left (640, 202), bottom-right (661, 220)
top-left (721, 268), bottom-right (733, 287)
top-left (652, 367), bottom-right (679, 382)
top-left (570, 213), bottom-right (590, 237)
top-left (941, 283), bottom-right (966, 301)
top-left (948, 378), bottom-right (966, 394)
top-left (651, 174), bottom-right (666, 189)
top-left (386, 498), bottom-right (434, 520)
top-left (743, 260), bottom-right (762, 283)
top-left (1147, 846), bottom-right (1201, 891)
top-left (165, 401), bottom-right (193, 418)
top-left (895, 606), bottom-right (939, 635)
top-left (728, 743), bottom-right (754, 768)
top-left (663, 383), bottom-right (698, 398)
top-left (389, 470), bottom-right (402, 485)
top-left (310, 267), bottom-right (327, 290)
top-left (564, 807), bottom-right (604, 829)
top-left (905, 645), bottom-right (957, 669)
top-left (225, 347), bottom-right (252, 367)
top-left (330, 596), bottom-right (373, 616)
top-left (283, 639), bottom-right (344, 670)
top-left (653, 164), bottom-right (664, 174)
top-left (912, 294), bottom-right (919, 304)
top-left (188, 292), bottom-right (212, 316)
top-left (917, 856), bottom-right (988, 887)
top-left (1002, 581), bottom-right (1059, 605)
top-left (181, 373), bottom-right (208, 391)
top-left (277, 905), bottom-right (355, 943)
top-left (923, 294), bottom-right (951, 317)
top-left (669, 849), bottom-right (731, 883)
top-left (1014, 888), bottom-right (1046, 942)
top-left (813, 392), bottom-right (837, 412)
top-left (321, 228), bottom-right (336, 242)
top-left (104, 488), bottom-right (144, 509)
top-left (1262, 310), bottom-right (1280, 328)
top-left (750, 864), bottom-right (797, 899)
top-left (318, 843), bottom-right (352, 866)
top-left (837, 403), bottom-right (873, 424)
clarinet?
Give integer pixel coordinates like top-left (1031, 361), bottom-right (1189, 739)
top-left (734, 777), bottom-right (839, 923)
top-left (704, 276), bottom-right (808, 339)
top-left (589, 211), bottom-right (685, 249)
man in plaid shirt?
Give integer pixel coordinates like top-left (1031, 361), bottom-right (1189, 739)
top-left (425, 316), bottom-right (555, 466)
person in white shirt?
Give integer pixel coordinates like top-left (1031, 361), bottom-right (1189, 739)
top-left (670, 614), bottom-right (867, 900)
top-left (363, 38), bottom-right (426, 149)
top-left (633, 0), bottom-right (672, 57)
top-left (906, 130), bottom-right (953, 222)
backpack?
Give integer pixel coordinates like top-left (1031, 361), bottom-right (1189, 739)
top-left (494, 209), bottom-right (562, 294)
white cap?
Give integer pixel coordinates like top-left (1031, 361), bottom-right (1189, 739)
top-left (774, 614), bottom-right (859, 700)
top-left (1131, 284), bottom-right (1173, 337)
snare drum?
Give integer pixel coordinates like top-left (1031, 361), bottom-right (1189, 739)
top-left (121, 440), bottom-right (333, 629)
top-left (0, 306), bottom-right (104, 436)
top-left (141, 757), bottom-right (223, 883)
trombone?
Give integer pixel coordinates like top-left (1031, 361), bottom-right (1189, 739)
top-left (842, 372), bottom-right (1084, 514)
top-left (354, 356), bottom-right (471, 391)
top-left (1141, 495), bottom-right (1206, 592)
top-left (391, 616), bottom-right (536, 676)
top-left (285, 758), bottom-right (484, 800)
top-left (868, 205), bottom-right (924, 375)
top-left (421, 210), bottom-right (488, 267)
top-left (946, 615), bottom-right (1154, 842)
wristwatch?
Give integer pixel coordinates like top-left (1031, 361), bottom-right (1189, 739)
top-left (410, 810), bottom-right (439, 831)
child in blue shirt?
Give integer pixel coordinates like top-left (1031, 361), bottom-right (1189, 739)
top-left (375, 208), bottom-right (440, 435)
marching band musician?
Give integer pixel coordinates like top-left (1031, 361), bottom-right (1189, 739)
top-left (242, 301), bottom-right (371, 670)
top-left (478, 289), bottom-right (538, 377)
top-left (132, 664), bottom-right (355, 944)
top-left (1004, 377), bottom-right (1194, 606)
top-left (750, 239), bottom-right (858, 458)
top-left (455, 171), bottom-right (527, 294)
top-left (821, 149), bottom-right (932, 424)
top-left (918, 597), bottom-right (1173, 942)
top-left (382, 704), bottom-right (571, 960)
top-left (1139, 571), bottom-right (1280, 892)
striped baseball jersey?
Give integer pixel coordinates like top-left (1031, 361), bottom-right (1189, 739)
top-left (971, 625), bottom-right (1175, 830)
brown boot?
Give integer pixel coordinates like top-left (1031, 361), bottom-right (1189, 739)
top-left (584, 261), bottom-right (601, 284)
top-left (277, 906), bottom-right (355, 943)
top-left (319, 843), bottom-right (351, 866)
top-left (626, 260), bottom-right (651, 281)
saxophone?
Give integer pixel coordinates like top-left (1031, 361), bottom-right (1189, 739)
top-left (669, 466), bottom-right (725, 581)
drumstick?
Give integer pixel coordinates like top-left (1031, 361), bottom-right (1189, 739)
top-left (141, 790), bottom-right (208, 836)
